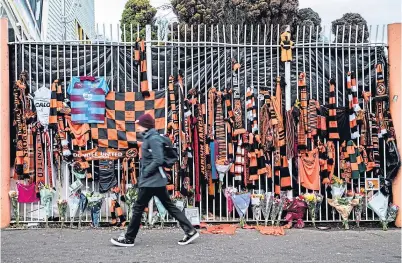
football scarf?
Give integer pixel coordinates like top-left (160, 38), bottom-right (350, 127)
top-left (207, 87), bottom-right (216, 140)
top-left (49, 79), bottom-right (64, 128)
top-left (286, 109), bottom-right (295, 159)
top-left (375, 64), bottom-right (388, 138)
top-left (259, 93), bottom-right (274, 153)
top-left (24, 124), bottom-right (35, 176)
top-left (35, 128), bottom-right (45, 191)
top-left (65, 115), bottom-right (90, 147)
top-left (347, 72), bottom-right (360, 139)
top-left (298, 73), bottom-right (308, 151)
top-left (215, 92), bottom-right (227, 161)
top-left (134, 39), bottom-right (150, 97)
top-left (232, 61), bottom-right (246, 136)
top-left (44, 131), bottom-right (53, 187)
top-left (91, 90), bottom-right (165, 149)
top-left (328, 79), bottom-right (340, 140)
top-left (246, 87), bottom-right (258, 134)
top-left (307, 100), bottom-right (318, 139)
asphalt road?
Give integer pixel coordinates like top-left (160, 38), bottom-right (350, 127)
top-left (1, 227), bottom-right (401, 263)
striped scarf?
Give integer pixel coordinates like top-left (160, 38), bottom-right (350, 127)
top-left (347, 72), bottom-right (360, 139)
top-left (49, 80), bottom-right (64, 128)
top-left (196, 104), bottom-right (207, 181)
top-left (307, 99), bottom-right (318, 139)
top-left (360, 92), bottom-right (371, 147)
top-left (215, 92), bottom-right (227, 161)
top-left (341, 140), bottom-right (366, 181)
top-left (255, 134), bottom-right (268, 177)
top-left (35, 128), bottom-right (45, 192)
top-left (234, 137), bottom-right (245, 181)
top-left (328, 79), bottom-right (340, 140)
top-left (375, 64), bottom-right (387, 137)
top-left (248, 133), bottom-right (259, 181)
top-left (246, 87), bottom-right (258, 134)
top-left (317, 106), bottom-right (327, 139)
top-left (260, 102), bottom-right (274, 152)
top-left (285, 109), bottom-right (295, 159)
top-left (134, 39), bottom-right (149, 97)
top-left (298, 73), bottom-right (308, 151)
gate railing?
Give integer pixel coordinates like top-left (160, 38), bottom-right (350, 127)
top-left (9, 23), bottom-right (388, 224)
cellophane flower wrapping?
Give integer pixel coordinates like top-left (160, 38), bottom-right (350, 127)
top-left (262, 192), bottom-right (274, 225)
top-left (124, 187), bottom-right (138, 220)
top-left (328, 198), bottom-right (359, 229)
top-left (224, 187), bottom-right (237, 214)
top-left (367, 191), bottom-right (389, 230)
top-left (275, 193), bottom-right (287, 226)
top-left (40, 186), bottom-right (55, 218)
top-left (381, 204), bottom-right (399, 230)
top-left (270, 197), bottom-right (281, 225)
top-left (330, 176), bottom-right (346, 198)
top-left (68, 195), bottom-right (80, 221)
top-left (57, 199), bottom-right (68, 221)
top-left (251, 194), bottom-right (264, 222)
top-left (284, 197), bottom-right (307, 227)
top-left (9, 191), bottom-right (19, 223)
top-left (154, 196), bottom-right (167, 222)
top-left (315, 194), bottom-right (323, 220)
top-left (86, 193), bottom-right (104, 227)
top-left (231, 192), bottom-right (251, 227)
top-left (354, 194), bottom-right (364, 227)
top-left (303, 193), bottom-right (317, 226)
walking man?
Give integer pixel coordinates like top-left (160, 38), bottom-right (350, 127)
top-left (111, 113), bottom-right (199, 247)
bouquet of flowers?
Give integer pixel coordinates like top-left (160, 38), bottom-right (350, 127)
top-left (284, 195), bottom-right (307, 229)
top-left (68, 194), bottom-right (80, 227)
top-left (270, 197), bottom-right (281, 225)
top-left (315, 194), bottom-right (323, 220)
top-left (9, 191), bottom-right (19, 225)
top-left (303, 193), bottom-right (318, 227)
top-left (330, 176), bottom-right (346, 198)
top-left (78, 192), bottom-right (88, 228)
top-left (57, 199), bottom-right (68, 224)
top-left (353, 192), bottom-right (364, 227)
top-left (328, 197), bottom-right (359, 229)
top-left (251, 194), bottom-right (264, 224)
top-left (172, 193), bottom-right (187, 227)
top-left (262, 192), bottom-right (274, 226)
top-left (216, 159), bottom-right (232, 191)
top-left (153, 196), bottom-right (168, 228)
top-left (231, 191), bottom-right (251, 228)
top-left (224, 187), bottom-right (237, 216)
top-left (383, 204), bottom-right (399, 230)
top-left (275, 193), bottom-right (287, 226)
top-left (86, 192), bottom-right (104, 228)
top-left (40, 185), bottom-right (55, 227)
top-left (123, 186), bottom-right (138, 220)
top-left (367, 191), bottom-right (389, 230)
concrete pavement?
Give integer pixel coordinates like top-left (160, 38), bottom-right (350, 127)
top-left (1, 227), bottom-right (401, 263)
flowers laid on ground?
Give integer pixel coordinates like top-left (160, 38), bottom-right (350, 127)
top-left (152, 196), bottom-right (168, 228)
top-left (270, 197), bottom-right (281, 225)
top-left (303, 192), bottom-right (318, 227)
top-left (251, 193), bottom-right (264, 224)
top-left (353, 192), bottom-right (365, 227)
top-left (284, 195), bottom-right (307, 229)
top-left (9, 191), bottom-right (19, 225)
top-left (57, 199), bottom-right (68, 224)
top-left (231, 191), bottom-right (251, 228)
top-left (86, 192), bottom-right (104, 228)
top-left (328, 197), bottom-right (359, 229)
top-left (40, 185), bottom-right (55, 226)
top-left (330, 176), bottom-right (346, 198)
top-left (368, 191), bottom-right (400, 230)
top-left (262, 192), bottom-right (274, 226)
top-left (215, 159), bottom-right (232, 191)
top-left (122, 186), bottom-right (138, 220)
top-left (383, 204), bottom-right (399, 231)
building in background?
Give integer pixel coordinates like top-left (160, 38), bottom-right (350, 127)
top-left (0, 0), bottom-right (95, 42)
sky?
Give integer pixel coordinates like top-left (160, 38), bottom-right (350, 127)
top-left (94, 0), bottom-right (401, 40)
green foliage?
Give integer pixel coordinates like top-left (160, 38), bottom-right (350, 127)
top-left (120, 0), bottom-right (157, 41)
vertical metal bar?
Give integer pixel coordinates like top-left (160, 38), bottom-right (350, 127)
top-left (329, 25), bottom-right (335, 221)
top-left (28, 43), bottom-right (34, 221)
top-left (116, 24), bottom-right (122, 222)
top-left (257, 25), bottom-right (261, 198)
top-left (49, 44), bottom-right (54, 219)
top-left (308, 26), bottom-right (312, 99)
top-left (321, 25), bottom-right (328, 221)
top-left (296, 26), bottom-right (299, 100)
top-left (367, 25), bottom-right (373, 220)
top-left (231, 24), bottom-right (235, 220)
top-left (204, 24), bottom-right (208, 221)
top-left (263, 24), bottom-right (268, 194)
top-left (210, 24), bottom-right (216, 219)
top-left (270, 24), bottom-right (274, 194)
top-left (223, 24), bottom-right (229, 221)
top-left (131, 24), bottom-right (134, 92)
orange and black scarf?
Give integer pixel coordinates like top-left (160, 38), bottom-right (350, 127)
top-left (134, 38), bottom-right (149, 97)
top-left (298, 73), bottom-right (308, 151)
top-left (328, 79), bottom-right (340, 141)
top-left (347, 72), bottom-right (360, 139)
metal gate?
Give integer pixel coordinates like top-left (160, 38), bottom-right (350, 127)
top-left (9, 23), bottom-right (388, 224)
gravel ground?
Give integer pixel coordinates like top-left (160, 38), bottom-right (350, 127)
top-left (1, 227), bottom-right (401, 263)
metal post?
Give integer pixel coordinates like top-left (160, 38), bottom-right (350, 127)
top-left (146, 25), bottom-right (152, 91)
